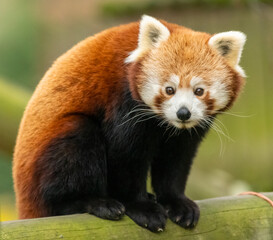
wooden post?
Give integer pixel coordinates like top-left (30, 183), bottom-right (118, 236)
top-left (2, 193), bottom-right (273, 240)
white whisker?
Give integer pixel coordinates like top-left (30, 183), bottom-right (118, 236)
top-left (214, 110), bottom-right (254, 118)
top-left (118, 104), bottom-right (165, 128)
top-left (197, 116), bottom-right (232, 157)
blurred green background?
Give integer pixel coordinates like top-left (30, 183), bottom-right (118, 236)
top-left (0, 0), bottom-right (272, 221)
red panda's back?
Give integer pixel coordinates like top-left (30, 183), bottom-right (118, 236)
top-left (13, 22), bottom-right (140, 218)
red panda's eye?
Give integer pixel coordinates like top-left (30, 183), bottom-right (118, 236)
top-left (194, 88), bottom-right (204, 96)
top-left (165, 87), bottom-right (175, 95)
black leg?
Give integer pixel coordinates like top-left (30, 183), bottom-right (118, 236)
top-left (107, 153), bottom-right (167, 232)
top-left (113, 157), bottom-right (167, 233)
top-left (35, 114), bottom-right (125, 220)
top-left (102, 108), bottom-right (167, 232)
top-left (151, 130), bottom-right (205, 229)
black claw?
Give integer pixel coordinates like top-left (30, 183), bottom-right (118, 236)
top-left (165, 196), bottom-right (200, 229)
top-left (126, 201), bottom-right (166, 232)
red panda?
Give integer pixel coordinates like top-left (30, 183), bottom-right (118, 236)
top-left (13, 15), bottom-right (246, 232)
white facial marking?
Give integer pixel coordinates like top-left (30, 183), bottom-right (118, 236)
top-left (190, 76), bottom-right (206, 89)
top-left (140, 73), bottom-right (231, 129)
top-left (140, 76), bottom-right (161, 107)
top-left (169, 74), bottom-right (180, 87)
top-left (162, 76), bottom-right (208, 128)
top-left (191, 76), bottom-right (230, 113)
top-left (209, 79), bottom-right (229, 111)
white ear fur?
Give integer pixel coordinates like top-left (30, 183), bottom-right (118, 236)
top-left (125, 15), bottom-right (170, 63)
top-left (209, 31), bottom-right (246, 76)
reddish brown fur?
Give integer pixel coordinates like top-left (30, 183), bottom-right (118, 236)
top-left (127, 60), bottom-right (144, 101)
top-left (202, 92), bottom-right (215, 113)
top-left (14, 22), bottom-right (141, 219)
top-left (154, 89), bottom-right (166, 111)
top-left (13, 20), bottom-right (244, 219)
top-left (223, 67), bottom-right (245, 111)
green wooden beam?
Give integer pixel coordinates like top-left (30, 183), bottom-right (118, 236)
top-left (2, 193), bottom-right (273, 240)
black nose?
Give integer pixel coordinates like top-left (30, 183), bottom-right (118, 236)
top-left (176, 107), bottom-right (191, 121)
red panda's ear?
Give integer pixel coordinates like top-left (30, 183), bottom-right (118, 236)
top-left (209, 31), bottom-right (246, 77)
top-left (125, 15), bottom-right (170, 63)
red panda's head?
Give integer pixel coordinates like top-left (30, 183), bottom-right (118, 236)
top-left (126, 16), bottom-right (246, 129)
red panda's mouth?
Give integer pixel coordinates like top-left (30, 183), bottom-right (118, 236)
top-left (175, 120), bottom-right (191, 124)
top-left (173, 120), bottom-right (198, 129)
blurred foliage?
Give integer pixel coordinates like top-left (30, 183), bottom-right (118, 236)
top-left (101, 0), bottom-right (273, 16)
top-left (0, 78), bottom-right (31, 154)
top-left (0, 151), bottom-right (13, 193)
top-left (0, 0), bottom-right (44, 89)
top-left (0, 151), bottom-right (16, 221)
top-left (0, 0), bottom-right (273, 221)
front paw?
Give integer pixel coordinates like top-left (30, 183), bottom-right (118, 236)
top-left (165, 196), bottom-right (200, 229)
top-left (87, 198), bottom-right (125, 220)
top-left (126, 201), bottom-right (167, 232)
